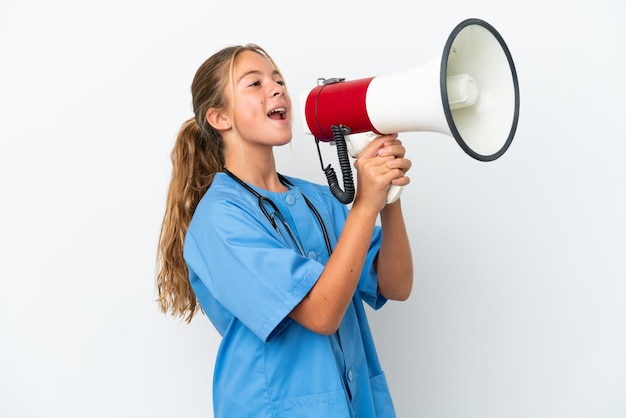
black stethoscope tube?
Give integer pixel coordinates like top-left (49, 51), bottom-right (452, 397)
top-left (222, 167), bottom-right (333, 256)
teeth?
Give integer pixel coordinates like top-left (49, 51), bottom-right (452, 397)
top-left (268, 107), bottom-right (286, 115)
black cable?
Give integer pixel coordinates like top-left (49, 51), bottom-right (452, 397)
top-left (322, 125), bottom-right (355, 204)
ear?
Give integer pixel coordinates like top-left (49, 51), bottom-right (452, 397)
top-left (206, 108), bottom-right (231, 131)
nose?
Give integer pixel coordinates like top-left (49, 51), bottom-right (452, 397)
top-left (272, 82), bottom-right (285, 97)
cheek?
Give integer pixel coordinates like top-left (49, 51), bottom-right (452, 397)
top-left (285, 95), bottom-right (293, 117)
top-left (233, 99), bottom-right (255, 120)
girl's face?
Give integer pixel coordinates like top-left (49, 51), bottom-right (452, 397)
top-left (227, 50), bottom-right (293, 149)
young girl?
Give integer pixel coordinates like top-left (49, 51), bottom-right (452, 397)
top-left (156, 44), bottom-right (413, 418)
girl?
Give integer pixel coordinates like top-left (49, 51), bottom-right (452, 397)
top-left (156, 44), bottom-right (413, 417)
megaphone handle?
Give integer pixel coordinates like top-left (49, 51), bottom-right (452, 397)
top-left (345, 132), bottom-right (404, 204)
top-left (386, 184), bottom-right (403, 204)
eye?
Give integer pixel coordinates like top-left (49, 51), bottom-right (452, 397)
top-left (248, 80), bottom-right (261, 87)
top-left (276, 80), bottom-right (285, 86)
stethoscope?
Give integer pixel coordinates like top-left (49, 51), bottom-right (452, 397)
top-left (223, 167), bottom-right (333, 257)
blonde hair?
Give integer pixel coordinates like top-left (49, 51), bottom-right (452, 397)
top-left (156, 44), bottom-right (281, 322)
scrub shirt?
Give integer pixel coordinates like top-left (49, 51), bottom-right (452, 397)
top-left (184, 172), bottom-right (397, 418)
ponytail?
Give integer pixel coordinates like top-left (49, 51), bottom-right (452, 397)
top-left (156, 117), bottom-right (223, 322)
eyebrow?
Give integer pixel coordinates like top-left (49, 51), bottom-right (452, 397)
top-left (237, 69), bottom-right (281, 83)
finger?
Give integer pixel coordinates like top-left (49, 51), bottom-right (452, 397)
top-left (391, 175), bottom-right (411, 186)
top-left (358, 134), bottom-right (399, 159)
top-left (377, 142), bottom-right (406, 158)
top-left (358, 136), bottom-right (387, 159)
top-left (386, 157), bottom-right (412, 173)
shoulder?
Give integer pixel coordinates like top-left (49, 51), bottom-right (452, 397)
top-left (197, 172), bottom-right (256, 208)
top-left (189, 173), bottom-right (261, 230)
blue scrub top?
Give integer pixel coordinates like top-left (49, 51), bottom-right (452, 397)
top-left (184, 172), bottom-right (397, 418)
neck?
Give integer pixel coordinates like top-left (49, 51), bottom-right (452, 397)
top-left (223, 155), bottom-right (287, 193)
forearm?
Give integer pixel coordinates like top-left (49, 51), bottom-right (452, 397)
top-left (376, 199), bottom-right (413, 300)
top-left (289, 204), bottom-right (378, 334)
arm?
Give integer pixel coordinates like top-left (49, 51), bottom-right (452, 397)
top-left (289, 134), bottom-right (412, 334)
top-left (377, 198), bottom-right (413, 301)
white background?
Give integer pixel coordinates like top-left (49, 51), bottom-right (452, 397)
top-left (1, 1), bottom-right (625, 417)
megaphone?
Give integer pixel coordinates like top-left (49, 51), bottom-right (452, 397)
top-left (299, 18), bottom-right (520, 204)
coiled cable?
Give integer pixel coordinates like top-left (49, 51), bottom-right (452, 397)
top-left (322, 125), bottom-right (355, 204)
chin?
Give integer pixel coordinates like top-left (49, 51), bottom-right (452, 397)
top-left (276, 136), bottom-right (293, 146)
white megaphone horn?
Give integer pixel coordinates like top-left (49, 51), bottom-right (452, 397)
top-left (299, 18), bottom-right (520, 204)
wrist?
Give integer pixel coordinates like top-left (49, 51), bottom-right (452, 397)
top-left (381, 198), bottom-right (401, 213)
top-left (349, 201), bottom-right (380, 223)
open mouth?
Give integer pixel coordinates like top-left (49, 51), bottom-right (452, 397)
top-left (267, 107), bottom-right (287, 120)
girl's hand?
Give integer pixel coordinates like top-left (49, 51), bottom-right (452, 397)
top-left (352, 134), bottom-right (412, 213)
